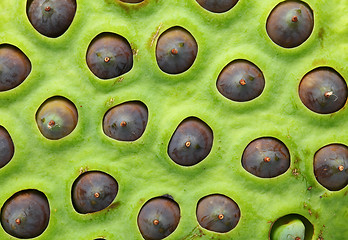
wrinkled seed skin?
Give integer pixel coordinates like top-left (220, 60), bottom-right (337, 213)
top-left (103, 101), bottom-right (148, 141)
top-left (217, 60), bottom-right (265, 102)
top-left (196, 0), bottom-right (239, 13)
top-left (1, 190), bottom-right (50, 239)
top-left (156, 27), bottom-right (198, 74)
top-left (168, 117), bottom-right (213, 166)
top-left (137, 197), bottom-right (180, 240)
top-left (0, 127), bottom-right (14, 169)
top-left (314, 144), bottom-right (348, 191)
top-left (242, 137), bottom-right (290, 178)
top-left (36, 97), bottom-right (78, 140)
top-left (86, 33), bottom-right (133, 79)
top-left (266, 1), bottom-right (313, 48)
top-left (28, 0), bottom-right (76, 38)
top-left (299, 68), bottom-right (347, 114)
top-left (0, 45), bottom-right (31, 91)
top-left (196, 194), bottom-right (240, 233)
top-left (72, 171), bottom-right (118, 214)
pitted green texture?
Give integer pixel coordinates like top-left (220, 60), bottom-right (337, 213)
top-left (0, 0), bottom-right (347, 239)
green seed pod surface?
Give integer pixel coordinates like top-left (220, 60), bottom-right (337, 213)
top-left (0, 0), bottom-right (347, 239)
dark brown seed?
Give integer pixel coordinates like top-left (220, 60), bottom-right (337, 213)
top-left (137, 197), bottom-right (180, 240)
top-left (0, 44), bottom-right (31, 91)
top-left (242, 137), bottom-right (290, 178)
top-left (27, 0), bottom-right (77, 38)
top-left (196, 194), bottom-right (240, 233)
top-left (1, 189), bottom-right (50, 239)
top-left (36, 96), bottom-right (78, 140)
top-left (314, 144), bottom-right (348, 191)
top-left (72, 171), bottom-right (118, 214)
top-left (168, 117), bottom-right (213, 166)
top-left (103, 101), bottom-right (148, 141)
top-left (86, 32), bottom-right (133, 79)
top-left (196, 0), bottom-right (239, 13)
top-left (266, 1), bottom-right (314, 48)
top-left (156, 27), bottom-right (198, 74)
top-left (299, 67), bottom-right (347, 114)
top-left (216, 59), bottom-right (265, 102)
top-left (0, 126), bottom-right (14, 169)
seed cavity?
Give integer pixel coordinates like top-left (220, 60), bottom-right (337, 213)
top-left (94, 192), bottom-right (100, 198)
top-left (104, 57), bottom-right (110, 63)
top-left (264, 157), bottom-right (271, 162)
top-left (15, 219), bottom-right (21, 225)
top-left (153, 219), bottom-right (159, 225)
top-left (218, 214), bottom-right (224, 220)
top-left (239, 79), bottom-right (246, 86)
top-left (292, 16), bottom-right (298, 22)
top-left (185, 141), bottom-right (191, 148)
top-left (45, 6), bottom-right (51, 12)
top-left (338, 165), bottom-right (344, 172)
top-left (171, 48), bottom-right (178, 55)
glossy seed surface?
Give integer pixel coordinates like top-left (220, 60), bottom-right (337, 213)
top-left (86, 33), bottom-right (133, 79)
top-left (0, 126), bottom-right (14, 169)
top-left (27, 0), bottom-right (77, 38)
top-left (314, 144), bottom-right (348, 191)
top-left (168, 117), bottom-right (213, 166)
top-left (156, 27), bottom-right (198, 74)
top-left (196, 0), bottom-right (239, 13)
top-left (299, 67), bottom-right (347, 114)
top-left (72, 171), bottom-right (118, 214)
top-left (103, 101), bottom-right (148, 141)
top-left (242, 137), bottom-right (290, 178)
top-left (216, 59), bottom-right (265, 102)
top-left (1, 190), bottom-right (50, 239)
top-left (266, 1), bottom-right (314, 48)
top-left (137, 197), bottom-right (180, 240)
top-left (196, 194), bottom-right (240, 233)
top-left (36, 96), bottom-right (78, 140)
top-left (0, 44), bottom-right (31, 91)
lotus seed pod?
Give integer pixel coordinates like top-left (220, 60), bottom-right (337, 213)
top-left (0, 0), bottom-right (347, 239)
top-left (137, 197), bottom-right (180, 240)
top-left (0, 190), bottom-right (50, 239)
top-left (27, 0), bottom-right (77, 38)
top-left (266, 1), bottom-right (314, 48)
top-left (36, 96), bottom-right (78, 140)
top-left (156, 27), bottom-right (198, 74)
top-left (0, 44), bottom-right (31, 91)
top-left (72, 171), bottom-right (118, 214)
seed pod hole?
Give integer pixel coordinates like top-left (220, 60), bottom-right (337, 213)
top-left (137, 196), bottom-right (180, 240)
top-left (196, 0), bottom-right (239, 13)
top-left (242, 137), bottom-right (290, 178)
top-left (72, 171), bottom-right (118, 214)
top-left (266, 1), bottom-right (314, 48)
top-left (103, 101), bottom-right (148, 141)
top-left (156, 26), bottom-right (198, 74)
top-left (270, 214), bottom-right (313, 240)
top-left (0, 126), bottom-right (14, 169)
top-left (168, 117), bottom-right (213, 166)
top-left (36, 96), bottom-right (78, 140)
top-left (0, 189), bottom-right (50, 239)
top-left (216, 59), bottom-right (265, 102)
top-left (314, 144), bottom-right (348, 191)
top-left (27, 0), bottom-right (77, 38)
top-left (299, 67), bottom-right (347, 114)
top-left (0, 44), bottom-right (31, 91)
top-left (86, 32), bottom-right (133, 80)
top-left (196, 194), bottom-right (240, 233)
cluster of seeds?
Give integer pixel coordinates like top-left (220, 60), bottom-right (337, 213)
top-left (0, 0), bottom-right (347, 239)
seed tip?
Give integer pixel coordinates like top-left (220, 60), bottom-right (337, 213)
top-left (264, 157), bottom-right (271, 162)
top-left (45, 6), bottom-right (51, 12)
top-left (338, 165), bottom-right (344, 172)
top-left (153, 219), bottom-right (159, 225)
top-left (239, 79), bottom-right (246, 86)
top-left (104, 57), bottom-right (110, 63)
top-left (120, 121), bottom-right (127, 127)
top-left (171, 48), bottom-right (178, 55)
top-left (218, 214), bottom-right (224, 220)
top-left (292, 16), bottom-right (298, 22)
top-left (185, 141), bottom-right (191, 148)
